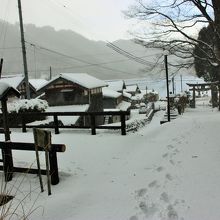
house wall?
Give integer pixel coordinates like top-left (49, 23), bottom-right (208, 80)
top-left (46, 88), bottom-right (88, 106)
top-left (44, 79), bottom-right (89, 106)
top-left (17, 82), bottom-right (35, 99)
top-left (76, 93), bottom-right (104, 126)
top-left (103, 96), bottom-right (123, 109)
top-left (103, 98), bottom-right (117, 109)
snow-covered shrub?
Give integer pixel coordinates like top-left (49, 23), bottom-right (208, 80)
top-left (2, 99), bottom-right (48, 126)
top-left (8, 99), bottom-right (48, 113)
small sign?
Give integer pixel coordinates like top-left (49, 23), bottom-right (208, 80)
top-left (33, 128), bottom-right (51, 151)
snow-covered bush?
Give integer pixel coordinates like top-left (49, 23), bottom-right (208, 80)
top-left (8, 99), bottom-right (48, 113)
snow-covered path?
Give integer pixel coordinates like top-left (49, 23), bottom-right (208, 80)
top-left (1, 105), bottom-right (220, 220)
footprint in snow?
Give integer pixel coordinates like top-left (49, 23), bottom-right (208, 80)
top-left (169, 159), bottom-right (175, 165)
top-left (162, 153), bottom-right (169, 158)
top-left (160, 192), bottom-right (170, 203)
top-left (167, 144), bottom-right (175, 149)
top-left (139, 201), bottom-right (158, 218)
top-left (166, 173), bottom-right (173, 181)
top-left (129, 215), bottom-right (138, 220)
top-left (156, 166), bottom-right (164, 172)
top-left (135, 188), bottom-right (147, 197)
top-left (148, 180), bottom-right (159, 188)
top-left (167, 205), bottom-right (179, 220)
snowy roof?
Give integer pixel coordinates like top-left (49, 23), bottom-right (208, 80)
top-left (0, 82), bottom-right (20, 100)
top-left (117, 101), bottom-right (131, 111)
top-left (60, 73), bottom-right (107, 89)
top-left (122, 91), bottom-right (132, 99)
top-left (38, 73), bottom-right (107, 91)
top-left (0, 76), bottom-right (24, 89)
top-left (104, 101), bottom-right (131, 111)
top-left (29, 79), bottom-right (48, 90)
top-left (102, 87), bottom-right (121, 98)
top-left (125, 85), bottom-right (138, 93)
top-left (106, 80), bottom-right (125, 91)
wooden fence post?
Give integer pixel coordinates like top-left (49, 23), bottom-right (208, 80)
top-left (90, 114), bottom-right (96, 135)
top-left (1, 99), bottom-right (13, 181)
top-left (49, 146), bottom-right (59, 185)
top-left (21, 115), bottom-right (27, 133)
top-left (54, 115), bottom-right (59, 134)
top-left (120, 113), bottom-right (126, 136)
top-left (1, 143), bottom-right (13, 181)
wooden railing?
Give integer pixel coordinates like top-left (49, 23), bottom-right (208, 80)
top-left (0, 141), bottom-right (65, 184)
top-left (3, 111), bottom-right (130, 135)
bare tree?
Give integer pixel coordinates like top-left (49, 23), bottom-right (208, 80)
top-left (126, 0), bottom-right (220, 76)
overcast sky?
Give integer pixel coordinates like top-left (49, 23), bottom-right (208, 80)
top-left (0, 0), bottom-right (137, 41)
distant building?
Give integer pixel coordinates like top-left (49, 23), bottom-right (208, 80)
top-left (102, 87), bottom-right (130, 124)
top-left (102, 87), bottom-right (123, 109)
top-left (106, 80), bottom-right (126, 92)
top-left (125, 84), bottom-right (141, 96)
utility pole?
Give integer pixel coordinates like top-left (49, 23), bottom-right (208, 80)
top-left (49, 66), bottom-right (52, 80)
top-left (180, 74), bottom-right (183, 92)
top-left (18, 0), bottom-right (30, 99)
top-left (0, 58), bottom-right (3, 78)
top-left (172, 76), bottom-right (175, 94)
top-left (164, 53), bottom-right (170, 122)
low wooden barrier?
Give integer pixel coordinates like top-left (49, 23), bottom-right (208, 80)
top-left (15, 111), bottom-right (130, 135)
top-left (0, 141), bottom-right (66, 185)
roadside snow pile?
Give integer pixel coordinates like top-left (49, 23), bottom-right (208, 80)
top-left (127, 109), bottom-right (154, 132)
top-left (8, 99), bottom-right (48, 113)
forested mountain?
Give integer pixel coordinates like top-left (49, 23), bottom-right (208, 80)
top-left (0, 21), bottom-right (192, 80)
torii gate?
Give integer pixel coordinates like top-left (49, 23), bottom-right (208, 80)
top-left (186, 81), bottom-right (220, 109)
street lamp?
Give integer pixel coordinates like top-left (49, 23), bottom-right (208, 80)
top-left (164, 50), bottom-right (171, 122)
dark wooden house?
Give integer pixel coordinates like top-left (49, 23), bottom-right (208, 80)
top-left (37, 73), bottom-right (107, 125)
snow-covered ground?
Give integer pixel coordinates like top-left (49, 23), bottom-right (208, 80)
top-left (1, 98), bottom-right (220, 220)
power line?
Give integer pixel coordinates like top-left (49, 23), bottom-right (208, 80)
top-left (46, 0), bottom-right (161, 67)
top-left (106, 42), bottom-right (156, 67)
top-left (19, 41), bottom-right (138, 76)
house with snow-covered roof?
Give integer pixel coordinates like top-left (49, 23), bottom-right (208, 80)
top-left (0, 75), bottom-right (35, 99)
top-left (29, 79), bottom-right (48, 98)
top-left (102, 87), bottom-right (122, 109)
top-left (106, 80), bottom-right (126, 92)
top-left (102, 87), bottom-right (131, 124)
top-left (125, 84), bottom-right (141, 96)
top-left (37, 73), bottom-right (107, 125)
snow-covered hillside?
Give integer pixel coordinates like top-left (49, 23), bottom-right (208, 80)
top-left (1, 98), bottom-right (220, 220)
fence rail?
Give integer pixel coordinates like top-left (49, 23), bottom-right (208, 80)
top-left (1, 111), bottom-right (130, 135)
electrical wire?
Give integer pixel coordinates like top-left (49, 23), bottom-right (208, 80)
top-left (24, 41), bottom-right (138, 76)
